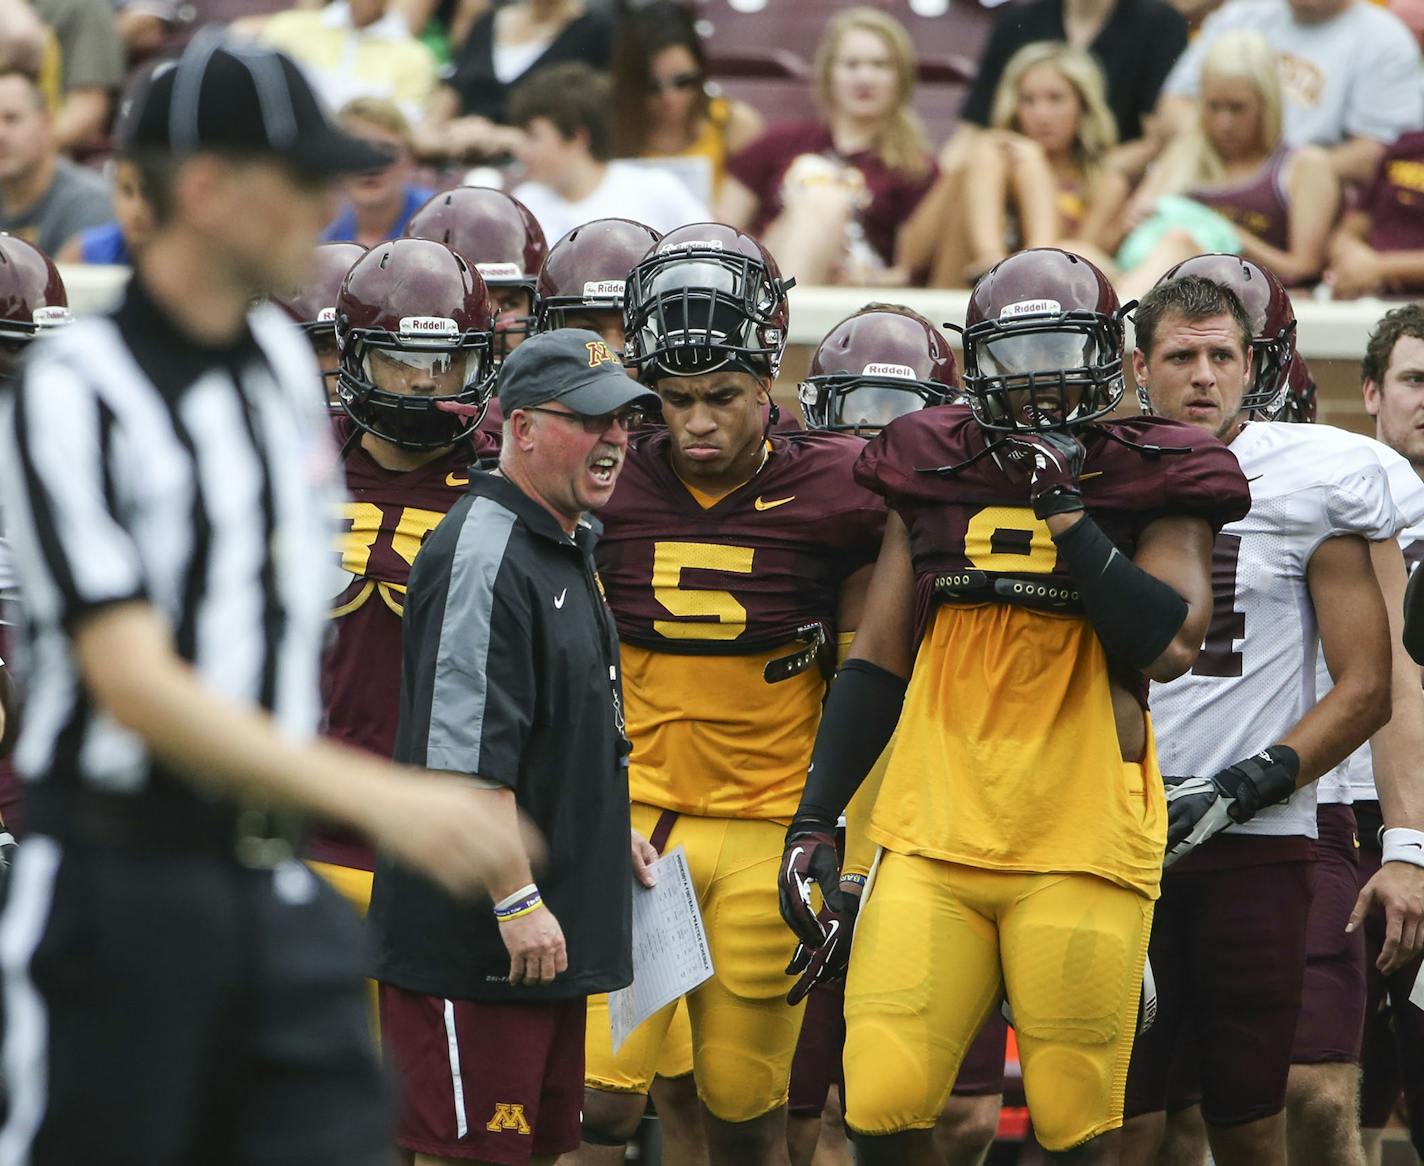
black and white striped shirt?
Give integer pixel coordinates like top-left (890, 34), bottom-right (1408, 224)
top-left (0, 279), bottom-right (340, 839)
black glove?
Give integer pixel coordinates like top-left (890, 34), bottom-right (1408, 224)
top-left (1002, 426), bottom-right (1086, 519)
top-left (778, 816), bottom-right (851, 948)
top-left (785, 880), bottom-right (861, 1005)
top-left (1164, 745), bottom-right (1299, 867)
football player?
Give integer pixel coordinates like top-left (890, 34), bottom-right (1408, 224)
top-left (1350, 304), bottom-right (1424, 1166)
top-left (1122, 262), bottom-right (1421, 1166)
top-left (405, 185), bottom-right (547, 361)
top-left (309, 237), bottom-right (497, 917)
top-left (567, 224), bottom-right (887, 1166)
top-left (780, 248), bottom-right (1251, 1165)
top-left (535, 217), bottom-right (664, 353)
top-left (271, 241), bottom-right (366, 398)
top-left (0, 234), bottom-right (70, 837)
top-left (792, 304), bottom-right (1002, 1166)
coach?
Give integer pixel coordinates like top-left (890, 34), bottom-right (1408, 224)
top-left (371, 329), bottom-right (658, 1166)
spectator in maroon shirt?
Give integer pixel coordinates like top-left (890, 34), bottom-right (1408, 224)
top-left (714, 7), bottom-right (938, 286)
top-left (1325, 130), bottom-right (1424, 297)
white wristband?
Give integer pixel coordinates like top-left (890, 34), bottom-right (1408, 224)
top-left (1381, 828), bottom-right (1424, 869)
top-left (493, 883), bottom-right (539, 912)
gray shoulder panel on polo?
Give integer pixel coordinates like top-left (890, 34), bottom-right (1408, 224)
top-left (427, 494), bottom-right (518, 771)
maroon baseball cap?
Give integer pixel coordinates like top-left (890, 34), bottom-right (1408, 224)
top-left (119, 30), bottom-right (392, 176)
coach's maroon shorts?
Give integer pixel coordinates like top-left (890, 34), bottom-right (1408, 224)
top-left (1123, 843), bottom-right (1314, 1127)
top-left (378, 984), bottom-right (585, 1163)
top-left (1292, 804), bottom-right (1367, 1065)
top-left (788, 982), bottom-right (846, 1118)
top-left (953, 1011), bottom-right (1009, 1096)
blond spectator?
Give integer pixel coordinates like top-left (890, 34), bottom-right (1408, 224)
top-left (609, 3), bottom-right (762, 200)
top-left (321, 97), bottom-right (433, 246)
top-left (959, 42), bottom-right (1121, 283)
top-left (1116, 30), bottom-right (1338, 296)
top-left (258, 0), bottom-right (438, 125)
top-left (716, 7), bottom-right (938, 286)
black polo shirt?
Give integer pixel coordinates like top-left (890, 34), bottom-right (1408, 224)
top-left (960, 0), bottom-right (1188, 143)
top-left (369, 471), bottom-right (633, 1003)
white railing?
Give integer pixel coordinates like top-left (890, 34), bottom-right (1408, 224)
top-left (58, 264), bottom-right (1410, 361)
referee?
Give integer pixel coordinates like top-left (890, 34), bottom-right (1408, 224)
top-left (0, 33), bottom-right (524, 1166)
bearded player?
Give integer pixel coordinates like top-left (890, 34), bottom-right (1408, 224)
top-left (1121, 267), bottom-right (1423, 1166)
top-left (1347, 304), bottom-right (1424, 1166)
top-left (566, 224), bottom-right (887, 1166)
top-left (309, 237), bottom-right (497, 915)
top-left (779, 248), bottom-right (1251, 1165)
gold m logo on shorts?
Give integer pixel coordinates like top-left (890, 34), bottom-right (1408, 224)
top-left (486, 1102), bottom-right (532, 1134)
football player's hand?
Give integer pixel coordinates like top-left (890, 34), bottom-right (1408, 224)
top-left (785, 877), bottom-right (862, 1005)
top-left (631, 829), bottom-right (659, 890)
top-left (778, 815), bottom-right (848, 948)
top-left (500, 904), bottom-right (568, 987)
top-left (1164, 746), bottom-right (1299, 867)
top-left (1002, 426), bottom-right (1085, 519)
top-left (1349, 861), bottom-right (1424, 974)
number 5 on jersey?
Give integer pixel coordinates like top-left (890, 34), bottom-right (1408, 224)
top-left (652, 541), bottom-right (755, 640)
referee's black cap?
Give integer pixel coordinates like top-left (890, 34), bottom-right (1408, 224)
top-left (118, 30), bottom-right (394, 177)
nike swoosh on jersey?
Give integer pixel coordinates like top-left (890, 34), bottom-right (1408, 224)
top-left (554, 589), bottom-right (567, 609)
top-left (755, 495), bottom-right (795, 511)
top-left (446, 472), bottom-right (470, 487)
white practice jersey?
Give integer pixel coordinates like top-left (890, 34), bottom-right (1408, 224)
top-left (1151, 422), bottom-right (1405, 838)
top-left (1317, 449), bottom-right (1424, 805)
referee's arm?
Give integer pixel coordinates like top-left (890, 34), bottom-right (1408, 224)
top-left (1, 371), bottom-right (531, 896)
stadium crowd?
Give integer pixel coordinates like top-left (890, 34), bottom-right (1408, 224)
top-left (0, 2), bottom-right (1422, 1166)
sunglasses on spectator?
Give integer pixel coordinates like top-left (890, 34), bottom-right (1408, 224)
top-left (522, 405), bottom-right (647, 433)
top-left (648, 71), bottom-right (702, 94)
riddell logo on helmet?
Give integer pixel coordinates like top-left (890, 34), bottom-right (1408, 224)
top-left (316, 307), bottom-right (337, 323)
top-left (583, 280), bottom-right (625, 298)
top-left (999, 299), bottom-right (1063, 320)
top-left (657, 239), bottom-right (724, 254)
top-left (476, 263), bottom-right (522, 280)
top-left (863, 362), bottom-right (915, 379)
top-left (32, 306), bottom-right (71, 328)
top-left (398, 316), bottom-right (458, 338)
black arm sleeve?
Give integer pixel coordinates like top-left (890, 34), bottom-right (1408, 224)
top-left (1404, 563), bottom-right (1424, 666)
top-left (1051, 514), bottom-right (1189, 671)
top-left (796, 659), bottom-right (907, 826)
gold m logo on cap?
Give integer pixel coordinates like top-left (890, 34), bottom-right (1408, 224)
top-left (586, 341), bottom-right (618, 367)
top-left (486, 1103), bottom-right (532, 1134)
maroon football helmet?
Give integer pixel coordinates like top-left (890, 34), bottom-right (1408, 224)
top-left (1279, 352), bottom-right (1317, 423)
top-left (335, 238), bottom-right (495, 450)
top-left (0, 234), bottom-right (70, 349)
top-left (272, 242), bottom-right (366, 337)
top-left (535, 218), bottom-right (664, 341)
top-left (624, 222), bottom-right (795, 381)
top-left (961, 248), bottom-right (1127, 432)
top-left (404, 187), bottom-right (547, 353)
top-left (800, 305), bottom-right (958, 434)
top-left (1152, 254), bottom-right (1297, 418)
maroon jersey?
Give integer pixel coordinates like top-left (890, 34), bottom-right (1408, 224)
top-left (314, 418), bottom-right (496, 869)
top-left (595, 427), bottom-right (886, 654)
top-left (1362, 130), bottom-right (1424, 286)
top-left (1189, 145), bottom-right (1292, 255)
top-left (855, 405), bottom-right (1252, 702)
top-left (727, 121), bottom-right (937, 268)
